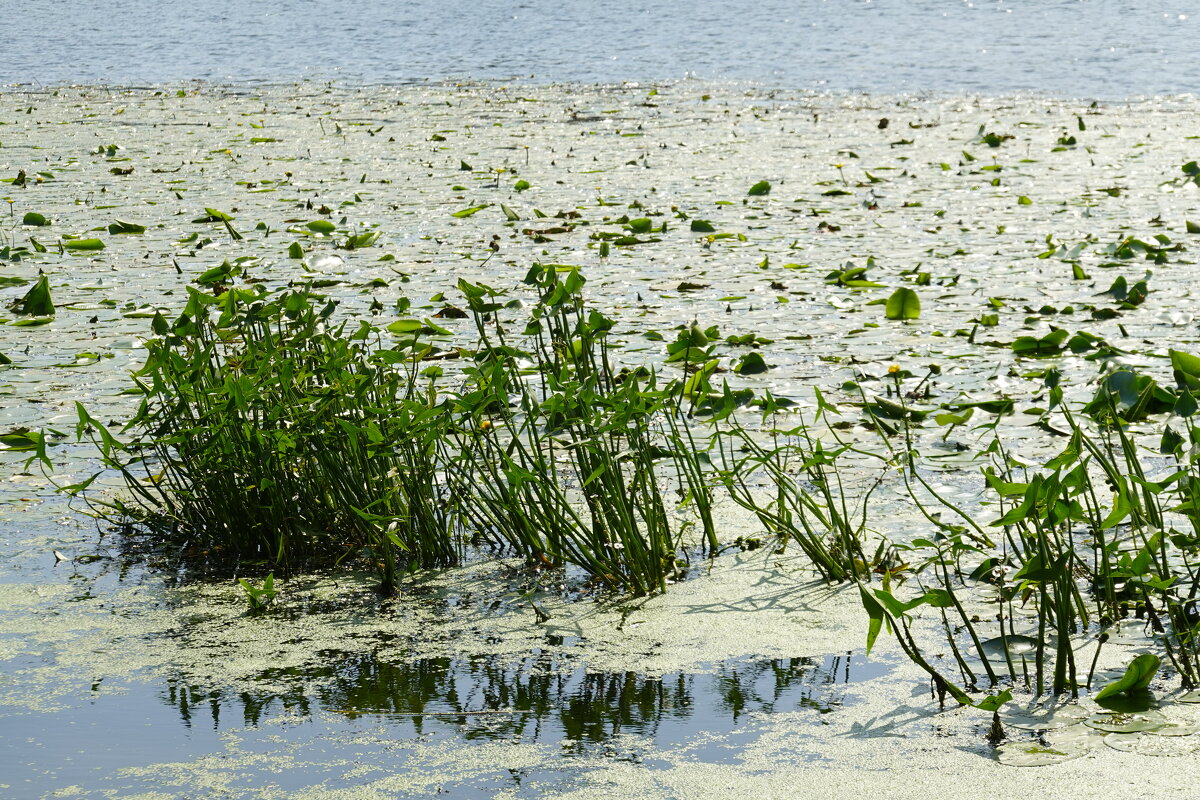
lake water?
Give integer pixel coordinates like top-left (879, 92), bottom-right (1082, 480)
top-left (5, 15), bottom-right (1200, 797)
top-left (6, 0), bottom-right (1197, 96)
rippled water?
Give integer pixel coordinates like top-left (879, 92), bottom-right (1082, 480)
top-left (7, 0), bottom-right (1197, 96)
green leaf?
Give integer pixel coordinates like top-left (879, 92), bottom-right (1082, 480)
top-left (747, 180), bottom-right (771, 196)
top-left (1012, 329), bottom-right (1069, 357)
top-left (884, 287), bottom-right (921, 320)
top-left (287, 241), bottom-right (304, 259)
top-left (858, 584), bottom-right (887, 655)
top-left (63, 238), bottom-right (105, 251)
top-left (1187, 220), bottom-right (1200, 235)
top-left (733, 351), bottom-right (769, 374)
top-left (22, 212), bottom-right (49, 226)
top-left (197, 207), bottom-right (234, 222)
top-left (1018, 195), bottom-right (1033, 206)
top-left (973, 689), bottom-right (1013, 712)
top-left (306, 219), bottom-right (336, 234)
top-left (451, 204), bottom-right (490, 218)
top-left (107, 219), bottom-right (146, 235)
top-left (1094, 654), bottom-right (1161, 700)
top-left (343, 230), bottom-right (380, 249)
top-left (195, 260), bottom-right (240, 285)
top-left (13, 275), bottom-right (54, 316)
top-left (501, 204), bottom-right (520, 221)
top-left (690, 219), bottom-right (716, 233)
top-left (1170, 349), bottom-right (1200, 390)
top-left (513, 180), bottom-right (531, 192)
top-left (1175, 389), bottom-right (1198, 418)
top-left (0, 428), bottom-right (45, 450)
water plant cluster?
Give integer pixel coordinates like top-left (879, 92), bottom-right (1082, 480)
top-left (67, 253), bottom-right (1200, 723)
top-left (73, 264), bottom-right (719, 597)
top-left (9, 86), bottom-right (1200, 763)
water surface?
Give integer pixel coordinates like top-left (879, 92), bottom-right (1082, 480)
top-left (6, 0), bottom-right (1197, 96)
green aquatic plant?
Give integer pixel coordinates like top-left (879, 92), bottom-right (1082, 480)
top-left (1095, 654), bottom-right (1161, 701)
top-left (11, 274), bottom-right (53, 316)
top-left (449, 265), bottom-right (715, 594)
top-left (238, 572), bottom-right (278, 613)
top-left (72, 285), bottom-right (459, 592)
top-left (884, 287), bottom-right (921, 320)
top-left (716, 390), bottom-right (876, 583)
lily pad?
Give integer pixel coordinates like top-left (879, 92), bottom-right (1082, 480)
top-left (884, 287), bottom-right (921, 320)
top-left (980, 634), bottom-right (1041, 663)
top-left (1104, 732), bottom-right (1200, 756)
top-left (1084, 709), bottom-right (1166, 733)
top-left (1001, 702), bottom-right (1089, 731)
top-left (996, 740), bottom-right (1088, 767)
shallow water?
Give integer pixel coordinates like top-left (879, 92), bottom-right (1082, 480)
top-left (6, 0), bottom-right (1198, 97)
top-left (5, 83), bottom-right (1200, 796)
top-left (1, 648), bottom-right (885, 796)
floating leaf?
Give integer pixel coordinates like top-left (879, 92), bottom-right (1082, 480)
top-left (22, 212), bottom-right (49, 226)
top-left (452, 204), bottom-right (490, 218)
top-left (0, 428), bottom-right (45, 450)
top-left (1001, 702), bottom-right (1089, 731)
top-left (979, 634), bottom-right (1040, 663)
top-left (386, 318), bottom-right (450, 336)
top-left (107, 220), bottom-right (146, 235)
top-left (1105, 732), bottom-right (1200, 756)
top-left (884, 287), bottom-right (921, 320)
top-left (997, 726), bottom-right (1100, 766)
top-left (733, 352), bottom-right (769, 374)
top-left (1011, 329), bottom-right (1069, 357)
top-left (194, 207), bottom-right (234, 222)
top-left (306, 219), bottom-right (336, 234)
top-left (747, 180), bottom-right (771, 196)
top-left (1085, 708), bottom-right (1166, 733)
top-left (63, 238), bottom-right (105, 251)
top-left (690, 219), bottom-right (716, 233)
top-left (287, 242), bottom-right (304, 259)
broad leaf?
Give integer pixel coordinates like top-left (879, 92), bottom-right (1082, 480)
top-left (1094, 654), bottom-right (1161, 701)
top-left (885, 287), bottom-right (921, 320)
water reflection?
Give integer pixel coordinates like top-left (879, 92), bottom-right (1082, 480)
top-left (161, 646), bottom-right (886, 750)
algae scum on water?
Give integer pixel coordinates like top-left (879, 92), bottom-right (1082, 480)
top-left (4, 83), bottom-right (1200, 798)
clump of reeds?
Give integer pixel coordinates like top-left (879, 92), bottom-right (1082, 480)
top-left (73, 267), bottom-right (720, 596)
top-left (715, 390), bottom-right (877, 583)
top-left (448, 265), bottom-right (715, 594)
top-left (73, 286), bottom-right (458, 592)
